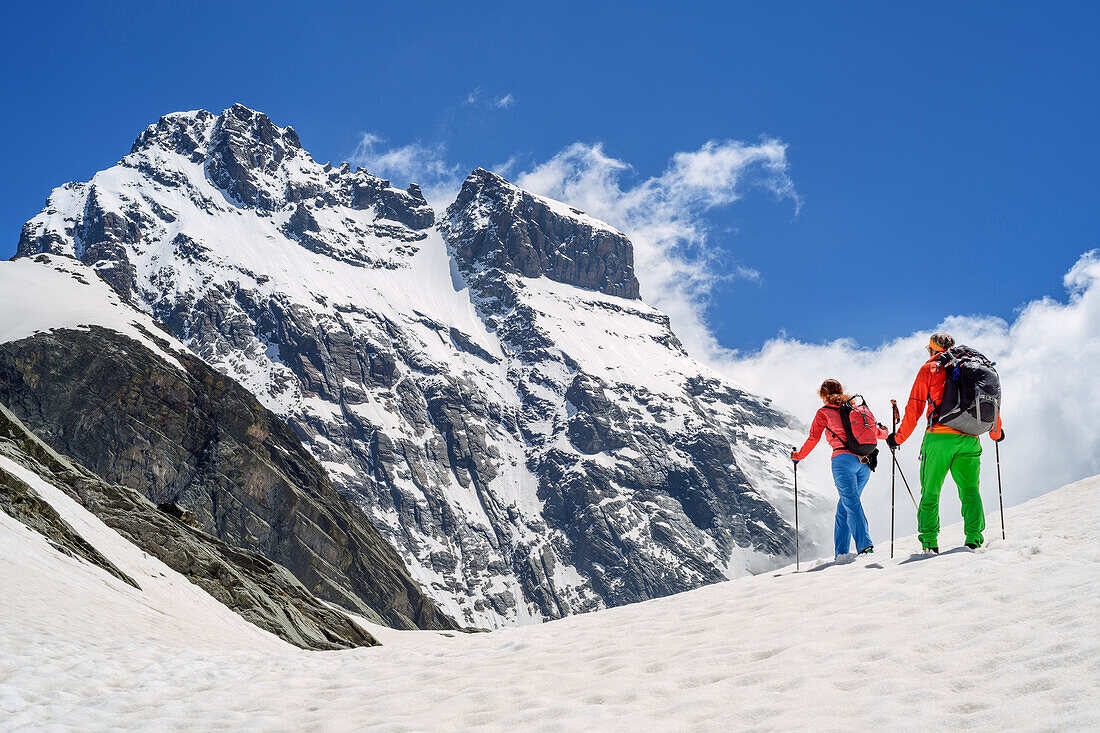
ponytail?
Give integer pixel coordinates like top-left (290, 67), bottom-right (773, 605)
top-left (818, 379), bottom-right (851, 406)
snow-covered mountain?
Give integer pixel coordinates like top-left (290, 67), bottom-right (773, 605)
top-left (15, 104), bottom-right (823, 627)
top-left (0, 256), bottom-right (454, 635)
top-left (4, 465), bottom-right (1097, 729)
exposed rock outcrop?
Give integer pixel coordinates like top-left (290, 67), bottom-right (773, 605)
top-left (0, 324), bottom-right (454, 632)
top-left (0, 402), bottom-right (377, 651)
top-left (447, 168), bottom-right (640, 299)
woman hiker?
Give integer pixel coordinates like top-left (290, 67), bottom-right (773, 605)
top-left (791, 379), bottom-right (887, 558)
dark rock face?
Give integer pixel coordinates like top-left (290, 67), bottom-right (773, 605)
top-left (565, 374), bottom-right (629, 454)
top-left (207, 103), bottom-right (303, 210)
top-left (0, 403), bottom-right (377, 651)
top-left (130, 109), bottom-right (216, 160)
top-left (351, 176), bottom-right (435, 231)
top-left (0, 327), bottom-right (455, 632)
top-left (447, 168), bottom-right (640, 299)
top-left (0, 411), bottom-right (139, 590)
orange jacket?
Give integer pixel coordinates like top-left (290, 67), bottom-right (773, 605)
top-left (895, 354), bottom-right (1004, 445)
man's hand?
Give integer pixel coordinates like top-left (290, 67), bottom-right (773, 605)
top-left (790, 450), bottom-right (800, 463)
top-left (886, 433), bottom-right (900, 450)
top-left (993, 429), bottom-right (1005, 443)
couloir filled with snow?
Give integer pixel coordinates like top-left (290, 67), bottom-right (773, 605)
top-left (3, 461), bottom-right (1096, 731)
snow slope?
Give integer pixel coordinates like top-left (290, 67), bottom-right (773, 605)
top-left (3, 470), bottom-right (1097, 731)
top-left (0, 256), bottom-right (188, 370)
top-left (0, 455), bottom-right (287, 661)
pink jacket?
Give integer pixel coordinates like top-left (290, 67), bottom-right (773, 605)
top-left (793, 405), bottom-right (888, 460)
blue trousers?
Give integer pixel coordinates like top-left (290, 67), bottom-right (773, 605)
top-left (831, 453), bottom-right (873, 556)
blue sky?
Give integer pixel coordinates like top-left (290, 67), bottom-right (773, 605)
top-left (3, 1), bottom-right (1097, 351)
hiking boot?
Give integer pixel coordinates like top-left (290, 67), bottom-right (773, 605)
top-left (858, 546), bottom-right (874, 555)
top-left (964, 542), bottom-right (979, 550)
top-left (923, 547), bottom-right (939, 554)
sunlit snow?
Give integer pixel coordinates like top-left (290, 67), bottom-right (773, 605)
top-left (2, 462), bottom-right (1097, 731)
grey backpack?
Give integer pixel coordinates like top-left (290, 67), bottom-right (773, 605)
top-left (932, 346), bottom-right (1001, 435)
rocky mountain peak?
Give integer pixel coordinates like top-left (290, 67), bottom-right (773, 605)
top-left (205, 104), bottom-right (308, 210)
top-left (129, 104), bottom-right (302, 160)
top-left (444, 168), bottom-right (641, 300)
top-left (14, 107), bottom-right (810, 628)
top-left (20, 105), bottom-right (437, 282)
top-left (129, 109), bottom-right (217, 159)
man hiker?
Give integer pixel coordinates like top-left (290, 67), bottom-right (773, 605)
top-left (886, 333), bottom-right (1004, 553)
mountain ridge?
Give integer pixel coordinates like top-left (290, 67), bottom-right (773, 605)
top-left (13, 104), bottom-right (824, 627)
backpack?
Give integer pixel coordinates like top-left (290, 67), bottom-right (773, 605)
top-left (825, 395), bottom-right (882, 469)
top-left (932, 345), bottom-right (1001, 436)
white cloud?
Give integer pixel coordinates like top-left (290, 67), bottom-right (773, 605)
top-left (356, 132), bottom-right (384, 147)
top-left (351, 133), bottom-right (457, 183)
top-left (515, 139), bottom-right (799, 360)
top-left (721, 250), bottom-right (1100, 544)
top-left (734, 265), bottom-right (762, 283)
top-left (491, 156), bottom-right (519, 179)
top-left (464, 89), bottom-right (517, 110)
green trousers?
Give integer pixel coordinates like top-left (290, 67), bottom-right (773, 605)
top-left (918, 432), bottom-right (985, 548)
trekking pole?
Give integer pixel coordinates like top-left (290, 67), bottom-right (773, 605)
top-left (996, 441), bottom-right (1006, 540)
top-left (890, 452), bottom-right (919, 510)
top-left (793, 459), bottom-right (800, 571)
top-left (891, 400), bottom-right (899, 558)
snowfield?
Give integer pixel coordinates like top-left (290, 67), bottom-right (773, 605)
top-left (2, 469), bottom-right (1098, 731)
top-left (0, 257), bottom-right (189, 371)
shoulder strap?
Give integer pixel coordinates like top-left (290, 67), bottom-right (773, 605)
top-left (822, 403), bottom-right (858, 450)
top-left (928, 351), bottom-right (956, 424)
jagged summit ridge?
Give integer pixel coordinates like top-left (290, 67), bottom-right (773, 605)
top-left (19, 104), bottom-right (433, 279)
top-left (14, 105), bottom-right (814, 627)
top-left (445, 167), bottom-right (640, 299)
top-left (129, 104), bottom-right (431, 222)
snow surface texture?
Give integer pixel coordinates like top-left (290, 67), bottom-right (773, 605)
top-left (0, 455), bottom-right (285, 657)
top-left (14, 105), bottom-right (832, 627)
top-left (3, 463), bottom-right (1096, 730)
